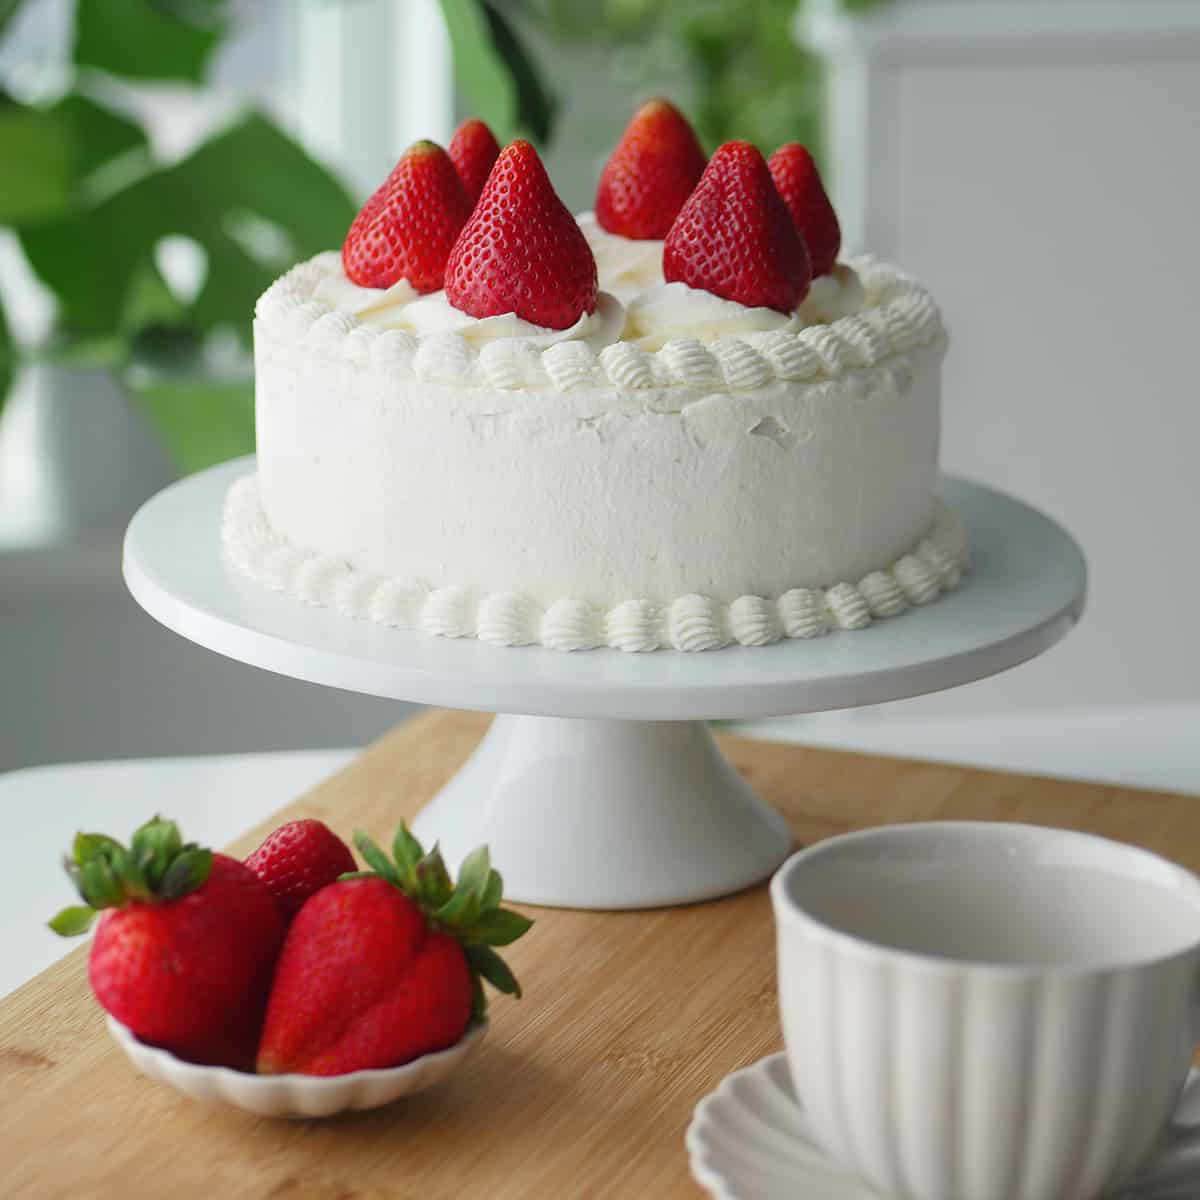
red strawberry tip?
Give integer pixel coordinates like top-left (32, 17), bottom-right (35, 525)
top-left (50, 815), bottom-right (213, 936)
top-left (448, 117), bottom-right (502, 204)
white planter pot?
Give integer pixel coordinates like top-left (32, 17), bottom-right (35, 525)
top-left (0, 360), bottom-right (176, 549)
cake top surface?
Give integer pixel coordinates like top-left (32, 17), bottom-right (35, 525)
top-left (254, 246), bottom-right (944, 395)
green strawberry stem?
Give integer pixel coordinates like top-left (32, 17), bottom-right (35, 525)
top-left (347, 824), bottom-right (533, 1020)
top-left (49, 815), bottom-right (213, 937)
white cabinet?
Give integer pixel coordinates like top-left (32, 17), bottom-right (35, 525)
top-left (801, 0), bottom-right (1200, 716)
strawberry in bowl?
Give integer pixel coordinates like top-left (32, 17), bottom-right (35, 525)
top-left (50, 815), bottom-right (285, 1070)
top-left (51, 816), bottom-right (531, 1117)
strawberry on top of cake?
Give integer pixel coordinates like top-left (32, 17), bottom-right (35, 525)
top-left (310, 104), bottom-right (863, 350)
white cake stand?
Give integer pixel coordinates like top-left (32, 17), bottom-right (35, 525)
top-left (122, 458), bottom-right (1085, 910)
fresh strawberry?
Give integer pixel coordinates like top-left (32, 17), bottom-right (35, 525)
top-left (257, 824), bottom-right (532, 1076)
top-left (444, 139), bottom-right (597, 330)
top-left (49, 816), bottom-right (284, 1070)
top-left (342, 139), bottom-right (473, 292)
top-left (767, 142), bottom-right (841, 278)
top-left (448, 117), bottom-right (500, 205)
top-left (663, 140), bottom-right (811, 313)
top-left (245, 819), bottom-right (356, 920)
top-left (595, 98), bottom-right (706, 240)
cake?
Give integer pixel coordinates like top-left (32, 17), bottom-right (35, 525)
top-left (226, 104), bottom-right (965, 653)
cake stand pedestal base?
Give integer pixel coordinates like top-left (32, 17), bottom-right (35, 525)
top-left (411, 715), bottom-right (793, 909)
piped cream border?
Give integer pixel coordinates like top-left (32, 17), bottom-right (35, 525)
top-left (253, 253), bottom-right (945, 394)
top-left (223, 474), bottom-right (970, 653)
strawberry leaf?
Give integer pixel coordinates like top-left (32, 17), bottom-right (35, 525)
top-left (72, 832), bottom-right (125, 865)
top-left (78, 857), bottom-right (124, 909)
top-left (48, 905), bottom-right (98, 937)
top-left (434, 886), bottom-right (481, 931)
top-left (354, 832), bottom-right (402, 889)
top-left (158, 846), bottom-right (212, 901)
top-left (129, 815), bottom-right (182, 890)
top-left (472, 907), bottom-right (533, 947)
top-left (481, 868), bottom-right (503, 912)
top-left (456, 845), bottom-right (492, 904)
top-left (469, 970), bottom-right (486, 1022)
top-left (466, 943), bottom-right (521, 998)
top-left (391, 823), bottom-right (423, 890)
top-left (416, 845), bottom-right (454, 909)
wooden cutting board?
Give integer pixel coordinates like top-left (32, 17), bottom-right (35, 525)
top-left (3, 709), bottom-right (1198, 1200)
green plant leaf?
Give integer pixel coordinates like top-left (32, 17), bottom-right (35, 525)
top-left (73, 0), bottom-right (225, 84)
top-left (465, 943), bottom-right (521, 997)
top-left (21, 109), bottom-right (355, 344)
top-left (438, 0), bottom-right (557, 145)
top-left (0, 101), bottom-right (74, 225)
top-left (48, 906), bottom-right (97, 937)
top-left (0, 292), bottom-right (12, 423)
top-left (51, 92), bottom-right (150, 196)
top-left (122, 259), bottom-right (188, 336)
top-left (0, 1), bottom-right (25, 38)
top-left (479, 1), bottom-right (557, 143)
top-left (473, 907), bottom-right (533, 947)
top-left (128, 370), bottom-right (253, 473)
top-left (439, 0), bottom-right (517, 138)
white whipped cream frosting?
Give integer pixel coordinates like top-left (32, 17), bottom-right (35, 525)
top-left (626, 281), bottom-right (802, 350)
top-left (254, 252), bottom-right (943, 394)
top-left (377, 288), bottom-right (626, 352)
top-left (798, 264), bottom-right (866, 325)
top-left (575, 211), bottom-right (665, 302)
top-left (312, 273), bottom-right (418, 317)
top-left (284, 225), bottom-right (876, 369)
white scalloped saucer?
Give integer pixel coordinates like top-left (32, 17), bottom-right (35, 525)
top-left (107, 1014), bottom-right (487, 1119)
top-left (687, 1054), bottom-right (1200, 1200)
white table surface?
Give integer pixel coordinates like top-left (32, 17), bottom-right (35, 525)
top-left (2, 749), bottom-right (352, 1000)
top-left (5, 704), bottom-right (1197, 1000)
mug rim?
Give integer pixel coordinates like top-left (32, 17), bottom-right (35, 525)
top-left (770, 820), bottom-right (1200, 976)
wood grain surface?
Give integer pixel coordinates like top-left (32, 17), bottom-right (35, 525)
top-left (3, 709), bottom-right (1198, 1199)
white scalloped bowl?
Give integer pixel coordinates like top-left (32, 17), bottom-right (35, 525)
top-left (106, 1014), bottom-right (487, 1118)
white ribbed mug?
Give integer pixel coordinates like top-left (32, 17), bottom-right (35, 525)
top-left (770, 822), bottom-right (1200, 1200)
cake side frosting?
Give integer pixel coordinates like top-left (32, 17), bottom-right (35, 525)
top-left (248, 250), bottom-right (952, 631)
top-left (224, 473), bottom-right (968, 652)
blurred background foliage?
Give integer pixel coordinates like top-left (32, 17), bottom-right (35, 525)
top-left (0, 0), bottom-right (883, 472)
top-left (0, 0), bottom-right (552, 470)
top-left (524, 0), bottom-right (876, 160)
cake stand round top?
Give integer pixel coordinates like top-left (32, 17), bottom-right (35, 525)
top-left (122, 458), bottom-right (1085, 721)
